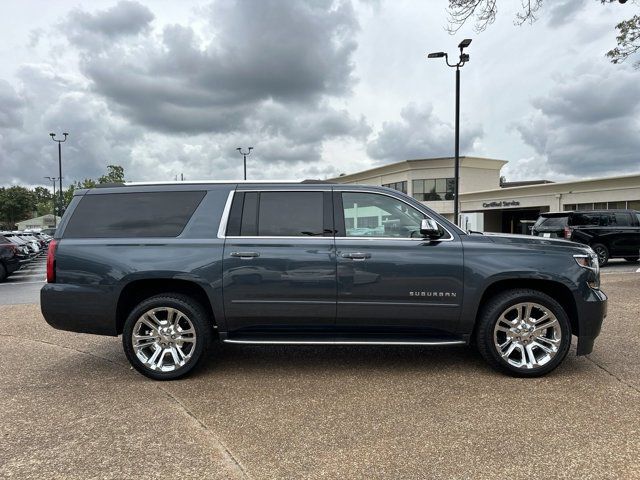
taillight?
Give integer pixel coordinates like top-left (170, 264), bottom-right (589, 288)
top-left (564, 226), bottom-right (572, 239)
top-left (46, 239), bottom-right (57, 283)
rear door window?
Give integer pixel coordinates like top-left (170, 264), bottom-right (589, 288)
top-left (570, 213), bottom-right (600, 226)
top-left (63, 191), bottom-right (206, 238)
top-left (256, 192), bottom-right (325, 237)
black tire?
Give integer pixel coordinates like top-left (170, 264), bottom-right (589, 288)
top-left (624, 257), bottom-right (639, 263)
top-left (122, 293), bottom-right (213, 380)
top-left (591, 243), bottom-right (609, 267)
top-left (475, 289), bottom-right (571, 377)
top-left (0, 263), bottom-right (6, 282)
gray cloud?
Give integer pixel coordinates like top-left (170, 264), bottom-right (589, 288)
top-left (514, 65), bottom-right (640, 177)
top-left (0, 80), bottom-right (24, 128)
top-left (64, 1), bottom-right (154, 45)
top-left (366, 103), bottom-right (483, 162)
top-left (546, 0), bottom-right (588, 28)
top-left (66, 0), bottom-right (361, 136)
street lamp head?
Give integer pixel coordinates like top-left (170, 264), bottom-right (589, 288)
top-left (63, 132), bottom-right (69, 137)
top-left (458, 38), bottom-right (472, 49)
top-left (49, 133), bottom-right (55, 138)
top-left (427, 52), bottom-right (446, 58)
top-left (236, 147), bottom-right (242, 151)
top-left (249, 147), bottom-right (253, 151)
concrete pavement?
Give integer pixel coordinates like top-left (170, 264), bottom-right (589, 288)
top-left (0, 273), bottom-right (638, 479)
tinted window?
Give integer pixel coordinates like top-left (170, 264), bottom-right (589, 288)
top-left (341, 192), bottom-right (436, 238)
top-left (256, 192), bottom-right (324, 236)
top-left (64, 191), bottom-right (206, 238)
top-left (613, 213), bottom-right (631, 226)
top-left (536, 216), bottom-right (568, 228)
top-left (570, 213), bottom-right (600, 227)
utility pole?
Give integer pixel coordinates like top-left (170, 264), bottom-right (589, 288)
top-left (236, 147), bottom-right (253, 180)
top-left (49, 132), bottom-right (69, 216)
top-left (427, 39), bottom-right (472, 226)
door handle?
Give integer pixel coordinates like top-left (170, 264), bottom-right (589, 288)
top-left (230, 251), bottom-right (260, 259)
top-left (341, 252), bottom-right (371, 261)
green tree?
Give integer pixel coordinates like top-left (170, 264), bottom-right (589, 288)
top-left (33, 186), bottom-right (54, 217)
top-left (98, 165), bottom-right (125, 184)
top-left (446, 0), bottom-right (639, 67)
top-left (0, 186), bottom-right (37, 228)
top-left (60, 164), bottom-right (126, 209)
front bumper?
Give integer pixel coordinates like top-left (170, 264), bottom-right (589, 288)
top-left (575, 288), bottom-right (607, 355)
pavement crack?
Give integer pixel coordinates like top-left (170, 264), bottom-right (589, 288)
top-left (158, 387), bottom-right (252, 479)
top-left (584, 355), bottom-right (639, 394)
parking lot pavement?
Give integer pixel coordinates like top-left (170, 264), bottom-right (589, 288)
top-left (0, 255), bottom-right (46, 305)
top-left (1, 273), bottom-right (639, 479)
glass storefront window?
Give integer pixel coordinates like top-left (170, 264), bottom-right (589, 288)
top-left (412, 178), bottom-right (454, 202)
top-left (381, 181), bottom-right (407, 194)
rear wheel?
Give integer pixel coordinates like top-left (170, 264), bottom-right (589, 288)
top-left (476, 289), bottom-right (571, 377)
top-left (122, 293), bottom-right (213, 380)
top-left (591, 243), bottom-right (609, 267)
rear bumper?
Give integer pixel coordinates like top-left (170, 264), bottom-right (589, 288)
top-left (575, 288), bottom-right (607, 355)
top-left (40, 283), bottom-right (118, 336)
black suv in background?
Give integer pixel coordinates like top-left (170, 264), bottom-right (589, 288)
top-left (532, 210), bottom-right (640, 266)
top-left (42, 182), bottom-right (607, 380)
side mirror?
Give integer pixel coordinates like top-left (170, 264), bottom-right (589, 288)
top-left (420, 218), bottom-right (441, 239)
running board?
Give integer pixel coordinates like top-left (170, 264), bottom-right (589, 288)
top-left (223, 339), bottom-right (466, 346)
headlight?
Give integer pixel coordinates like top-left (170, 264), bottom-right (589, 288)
top-left (573, 250), bottom-right (600, 289)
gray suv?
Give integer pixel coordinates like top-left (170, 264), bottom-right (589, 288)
top-left (41, 182), bottom-right (607, 380)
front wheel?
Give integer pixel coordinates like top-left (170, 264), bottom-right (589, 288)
top-left (476, 289), bottom-right (571, 377)
top-left (122, 294), bottom-right (213, 380)
top-left (591, 243), bottom-right (609, 267)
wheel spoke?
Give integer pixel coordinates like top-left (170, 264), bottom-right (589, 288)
top-left (532, 318), bottom-right (557, 333)
top-left (501, 343), bottom-right (516, 359)
top-left (147, 346), bottom-right (162, 367)
top-left (169, 346), bottom-right (181, 365)
top-left (532, 341), bottom-right (554, 354)
top-left (521, 304), bottom-right (533, 322)
top-left (135, 339), bottom-right (157, 349)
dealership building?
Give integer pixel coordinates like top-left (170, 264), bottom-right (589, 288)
top-left (328, 156), bottom-right (640, 234)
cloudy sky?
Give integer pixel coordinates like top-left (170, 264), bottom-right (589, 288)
top-left (0, 0), bottom-right (638, 188)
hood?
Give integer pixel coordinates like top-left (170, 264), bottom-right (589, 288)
top-left (483, 232), bottom-right (589, 251)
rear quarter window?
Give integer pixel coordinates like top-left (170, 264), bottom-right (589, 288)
top-left (535, 216), bottom-right (568, 228)
top-left (63, 191), bottom-right (206, 238)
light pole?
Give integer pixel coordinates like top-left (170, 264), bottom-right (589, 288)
top-left (44, 176), bottom-right (59, 227)
top-left (236, 147), bottom-right (253, 180)
top-left (428, 39), bottom-right (472, 226)
top-left (49, 132), bottom-right (68, 216)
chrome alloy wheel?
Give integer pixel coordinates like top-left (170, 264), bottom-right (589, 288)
top-left (493, 302), bottom-right (561, 370)
top-left (132, 307), bottom-right (197, 372)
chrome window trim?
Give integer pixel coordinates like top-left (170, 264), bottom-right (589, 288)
top-left (217, 190), bottom-right (235, 239)
top-left (217, 187), bottom-right (458, 242)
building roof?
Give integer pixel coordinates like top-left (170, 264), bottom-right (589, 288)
top-left (462, 172), bottom-right (640, 197)
top-left (500, 180), bottom-right (554, 188)
top-left (327, 156), bottom-right (508, 183)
